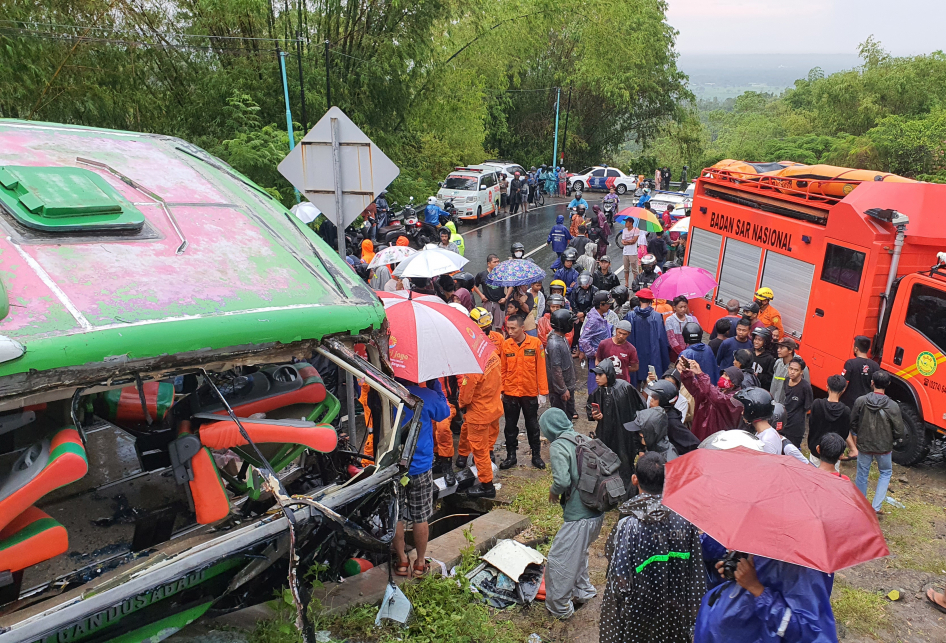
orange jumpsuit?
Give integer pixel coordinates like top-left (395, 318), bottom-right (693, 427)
top-left (457, 352), bottom-right (503, 483)
top-left (758, 303), bottom-right (784, 337)
top-left (434, 377), bottom-right (459, 459)
top-left (488, 330), bottom-right (505, 351)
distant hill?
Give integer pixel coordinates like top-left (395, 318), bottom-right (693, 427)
top-left (678, 53), bottom-right (862, 100)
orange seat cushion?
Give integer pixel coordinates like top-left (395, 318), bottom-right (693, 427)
top-left (199, 421), bottom-right (338, 454)
top-left (213, 372), bottom-right (327, 418)
top-left (189, 448), bottom-right (230, 525)
top-left (0, 428), bottom-right (88, 532)
top-left (0, 506), bottom-right (68, 572)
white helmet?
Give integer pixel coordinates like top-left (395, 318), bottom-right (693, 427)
top-left (427, 196), bottom-right (437, 205)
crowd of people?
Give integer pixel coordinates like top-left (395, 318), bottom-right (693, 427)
top-left (342, 179), bottom-right (912, 641)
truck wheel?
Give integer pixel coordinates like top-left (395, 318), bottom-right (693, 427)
top-left (616, 184), bottom-right (627, 195)
top-left (891, 404), bottom-right (931, 466)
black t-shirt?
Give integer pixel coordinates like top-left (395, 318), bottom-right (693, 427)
top-left (808, 399), bottom-right (851, 453)
top-left (751, 351), bottom-right (776, 389)
top-left (709, 336), bottom-right (725, 357)
top-left (840, 357), bottom-right (879, 409)
top-left (782, 379), bottom-right (813, 441)
top-left (475, 270), bottom-right (505, 303)
top-left (648, 236), bottom-right (668, 264)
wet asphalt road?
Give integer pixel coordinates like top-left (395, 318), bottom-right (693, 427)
top-left (456, 196), bottom-right (624, 286)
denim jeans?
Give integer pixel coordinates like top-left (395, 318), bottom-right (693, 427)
top-left (855, 452), bottom-right (892, 512)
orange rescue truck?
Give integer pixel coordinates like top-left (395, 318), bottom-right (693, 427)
top-left (685, 160), bottom-right (946, 465)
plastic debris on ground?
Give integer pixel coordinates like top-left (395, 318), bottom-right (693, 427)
top-left (376, 582), bottom-right (412, 626)
top-left (465, 540), bottom-right (546, 608)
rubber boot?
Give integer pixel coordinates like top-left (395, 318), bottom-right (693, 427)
top-left (441, 457), bottom-right (456, 487)
top-left (467, 481), bottom-right (496, 499)
top-left (531, 451), bottom-right (546, 469)
top-left (455, 455), bottom-right (468, 469)
top-left (499, 451), bottom-right (518, 470)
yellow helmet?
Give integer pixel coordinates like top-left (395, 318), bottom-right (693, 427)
top-left (550, 279), bottom-right (567, 295)
top-left (755, 287), bottom-right (774, 301)
top-left (469, 307), bottom-right (493, 330)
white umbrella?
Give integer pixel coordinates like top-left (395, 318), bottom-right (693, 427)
top-left (290, 202), bottom-right (321, 224)
top-left (393, 247), bottom-right (468, 278)
top-left (670, 217), bottom-right (690, 233)
top-left (368, 245), bottom-right (417, 269)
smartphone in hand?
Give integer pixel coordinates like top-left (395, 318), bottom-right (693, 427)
top-left (591, 403), bottom-right (600, 415)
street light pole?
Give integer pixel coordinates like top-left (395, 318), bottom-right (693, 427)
top-left (551, 87), bottom-right (561, 169)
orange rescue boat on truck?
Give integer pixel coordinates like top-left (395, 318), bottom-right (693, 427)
top-left (685, 160), bottom-right (946, 465)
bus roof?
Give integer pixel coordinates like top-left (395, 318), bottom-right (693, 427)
top-left (0, 120), bottom-right (384, 384)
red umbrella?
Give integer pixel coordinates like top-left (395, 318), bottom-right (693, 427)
top-left (376, 291), bottom-right (495, 383)
top-left (662, 447), bottom-right (889, 573)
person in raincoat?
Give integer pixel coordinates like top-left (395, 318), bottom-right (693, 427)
top-left (626, 289), bottom-right (670, 387)
top-left (444, 220), bottom-right (465, 256)
top-left (680, 321), bottom-right (719, 384)
top-left (625, 406), bottom-right (679, 462)
top-left (600, 453), bottom-right (706, 643)
top-left (576, 241), bottom-right (597, 274)
top-left (547, 215), bottom-right (573, 256)
top-left (677, 358), bottom-right (743, 442)
top-left (546, 167), bottom-right (559, 196)
top-left (695, 535), bottom-right (837, 643)
top-left (589, 358), bottom-right (645, 492)
top-left (579, 291), bottom-right (613, 416)
top-left (360, 239), bottom-right (375, 265)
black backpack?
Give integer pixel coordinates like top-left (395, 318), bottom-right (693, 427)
top-left (559, 434), bottom-right (625, 512)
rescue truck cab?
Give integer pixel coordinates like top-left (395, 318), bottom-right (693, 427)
top-left (685, 161), bottom-right (946, 465)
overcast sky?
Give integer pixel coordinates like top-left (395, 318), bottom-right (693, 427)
top-left (666, 0), bottom-right (946, 55)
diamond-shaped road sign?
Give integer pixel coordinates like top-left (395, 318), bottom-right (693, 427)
top-left (278, 106), bottom-right (399, 229)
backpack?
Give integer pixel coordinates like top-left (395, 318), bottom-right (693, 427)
top-left (559, 433), bottom-right (626, 512)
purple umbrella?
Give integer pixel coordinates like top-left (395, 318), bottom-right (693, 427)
top-left (651, 266), bottom-right (718, 300)
top-left (485, 259), bottom-right (546, 287)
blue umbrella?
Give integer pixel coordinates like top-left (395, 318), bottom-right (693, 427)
top-left (485, 259), bottom-right (546, 287)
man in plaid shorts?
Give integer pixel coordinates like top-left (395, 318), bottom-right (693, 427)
top-left (392, 378), bottom-right (451, 578)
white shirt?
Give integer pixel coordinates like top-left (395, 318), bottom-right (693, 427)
top-left (674, 392), bottom-right (689, 418)
top-left (622, 227), bottom-right (642, 256)
top-left (757, 427), bottom-right (782, 455)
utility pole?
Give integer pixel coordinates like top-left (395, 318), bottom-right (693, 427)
top-left (296, 33), bottom-right (308, 131)
top-left (324, 40), bottom-right (332, 109)
top-left (551, 87), bottom-right (561, 170)
top-left (560, 88), bottom-right (572, 167)
top-left (278, 51), bottom-right (300, 202)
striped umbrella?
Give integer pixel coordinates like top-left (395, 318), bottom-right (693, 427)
top-left (615, 206), bottom-right (663, 232)
top-left (375, 290), bottom-right (494, 382)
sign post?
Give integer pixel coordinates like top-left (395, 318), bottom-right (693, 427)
top-left (278, 106), bottom-right (399, 257)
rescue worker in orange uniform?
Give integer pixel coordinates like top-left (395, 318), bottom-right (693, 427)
top-left (500, 313), bottom-right (549, 470)
top-left (754, 287), bottom-right (784, 338)
top-left (457, 349), bottom-right (503, 498)
top-left (470, 306), bottom-right (504, 350)
top-left (432, 376), bottom-right (461, 486)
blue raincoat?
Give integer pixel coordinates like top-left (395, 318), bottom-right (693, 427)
top-left (579, 308), bottom-right (613, 396)
top-left (637, 193), bottom-right (652, 208)
top-left (553, 266), bottom-right (580, 290)
top-left (568, 197), bottom-right (589, 210)
top-left (402, 381), bottom-right (451, 475)
top-left (626, 306), bottom-right (669, 387)
top-left (695, 536), bottom-right (837, 643)
top-left (424, 203), bottom-right (448, 225)
top-left (682, 342), bottom-right (719, 384)
top-left (547, 215), bottom-right (573, 254)
top-left (545, 170), bottom-right (558, 195)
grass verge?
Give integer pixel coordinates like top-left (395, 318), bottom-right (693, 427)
top-left (880, 500), bottom-right (946, 573)
top-left (831, 582), bottom-right (887, 638)
top-left (506, 469), bottom-right (562, 551)
top-left (252, 528), bottom-right (527, 643)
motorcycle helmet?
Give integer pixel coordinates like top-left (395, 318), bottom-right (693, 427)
top-left (530, 166), bottom-right (536, 172)
top-left (592, 290), bottom-right (611, 307)
top-left (610, 285), bottom-right (629, 307)
top-left (640, 254), bottom-right (657, 269)
top-left (575, 190), bottom-right (583, 199)
top-left (578, 273), bottom-right (594, 288)
top-left (682, 322), bottom-right (703, 345)
top-left (733, 387), bottom-right (775, 423)
top-left (454, 272), bottom-right (475, 291)
top-left (511, 242), bottom-right (525, 259)
top-left (427, 196), bottom-right (437, 205)
top-left (562, 247), bottom-right (578, 263)
top-left (550, 308), bottom-right (576, 333)
top-left (469, 307), bottom-right (493, 330)
top-left (547, 293), bottom-right (567, 309)
top-left (645, 380), bottom-right (679, 408)
top-left (549, 279), bottom-right (567, 295)
top-left (643, 187), bottom-right (651, 194)
top-left (770, 402), bottom-right (786, 432)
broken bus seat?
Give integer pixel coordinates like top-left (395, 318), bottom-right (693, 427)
top-left (0, 428), bottom-right (88, 573)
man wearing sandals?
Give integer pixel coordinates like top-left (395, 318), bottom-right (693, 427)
top-left (392, 378), bottom-right (451, 578)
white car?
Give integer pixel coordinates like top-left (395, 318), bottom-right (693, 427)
top-left (436, 165), bottom-right (501, 221)
top-left (480, 159), bottom-right (527, 179)
top-left (648, 188), bottom-right (694, 215)
top-left (568, 166), bottom-right (637, 195)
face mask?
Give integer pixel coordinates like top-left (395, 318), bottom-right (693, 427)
top-left (717, 376), bottom-right (731, 388)
top-left (514, 251), bottom-right (523, 258)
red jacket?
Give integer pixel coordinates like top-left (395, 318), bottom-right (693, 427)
top-left (680, 369), bottom-right (742, 441)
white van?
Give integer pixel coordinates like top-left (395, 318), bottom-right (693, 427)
top-left (437, 165), bottom-right (500, 222)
